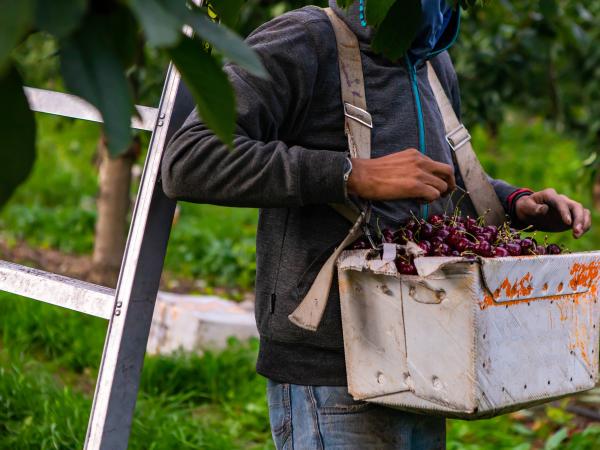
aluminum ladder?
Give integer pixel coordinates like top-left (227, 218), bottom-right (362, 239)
top-left (4, 60), bottom-right (194, 449)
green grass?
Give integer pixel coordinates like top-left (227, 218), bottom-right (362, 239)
top-left (0, 292), bottom-right (272, 449)
top-left (2, 293), bottom-right (600, 449)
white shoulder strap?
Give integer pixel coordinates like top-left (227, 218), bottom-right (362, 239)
top-left (288, 7), bottom-right (370, 331)
top-left (426, 62), bottom-right (506, 226)
top-left (323, 7), bottom-right (371, 160)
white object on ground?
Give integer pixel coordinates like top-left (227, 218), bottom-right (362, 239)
top-left (147, 291), bottom-right (257, 355)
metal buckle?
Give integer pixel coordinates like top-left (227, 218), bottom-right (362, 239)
top-left (344, 102), bottom-right (373, 129)
top-left (446, 124), bottom-right (471, 151)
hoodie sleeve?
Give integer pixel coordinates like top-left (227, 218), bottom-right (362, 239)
top-left (432, 52), bottom-right (530, 218)
top-left (161, 13), bottom-right (347, 208)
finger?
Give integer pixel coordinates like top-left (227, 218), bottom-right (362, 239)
top-left (569, 201), bottom-right (586, 238)
top-left (544, 193), bottom-right (572, 226)
top-left (519, 196), bottom-right (549, 217)
top-left (425, 159), bottom-right (456, 187)
top-left (420, 172), bottom-right (448, 196)
top-left (419, 184), bottom-right (442, 203)
top-left (583, 208), bottom-right (592, 234)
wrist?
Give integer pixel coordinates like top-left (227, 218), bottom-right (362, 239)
top-left (346, 158), bottom-right (367, 196)
top-left (510, 189), bottom-right (534, 221)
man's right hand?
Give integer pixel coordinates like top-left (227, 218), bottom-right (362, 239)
top-left (347, 148), bottom-right (456, 202)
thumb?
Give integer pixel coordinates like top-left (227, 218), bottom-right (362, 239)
top-left (534, 204), bottom-right (549, 215)
top-left (519, 196), bottom-right (544, 216)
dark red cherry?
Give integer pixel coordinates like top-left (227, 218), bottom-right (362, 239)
top-left (432, 243), bottom-right (450, 256)
top-left (474, 241), bottom-right (493, 257)
top-left (520, 238), bottom-right (534, 251)
top-left (547, 244), bottom-right (562, 255)
top-left (494, 246), bottom-right (509, 257)
top-left (418, 241), bottom-right (432, 255)
top-left (429, 214), bottom-right (445, 225)
top-left (505, 242), bottom-right (522, 256)
top-left (396, 261), bottom-right (418, 275)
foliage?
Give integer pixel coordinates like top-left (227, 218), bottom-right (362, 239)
top-left (453, 1), bottom-right (600, 171)
top-left (0, 0), bottom-right (269, 210)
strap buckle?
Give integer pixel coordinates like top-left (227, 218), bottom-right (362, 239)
top-left (344, 102), bottom-right (373, 129)
top-left (446, 124), bottom-right (471, 151)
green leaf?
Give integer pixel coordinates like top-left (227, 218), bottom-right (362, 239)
top-left (60, 13), bottom-right (134, 156)
top-left (207, 0), bottom-right (244, 28)
top-left (34, 0), bottom-right (87, 38)
top-left (371, 0), bottom-right (422, 62)
top-left (168, 37), bottom-right (235, 147)
top-left (129, 0), bottom-right (185, 47)
top-left (0, 65), bottom-right (36, 208)
top-left (540, 0), bottom-right (558, 18)
top-left (366, 0), bottom-right (396, 28)
top-left (544, 427), bottom-right (568, 450)
top-left (0, 0), bottom-right (34, 73)
top-left (186, 11), bottom-right (267, 78)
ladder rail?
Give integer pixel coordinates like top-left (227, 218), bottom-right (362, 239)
top-left (24, 87), bottom-right (159, 131)
top-left (84, 63), bottom-right (186, 449)
top-left (0, 260), bottom-right (114, 319)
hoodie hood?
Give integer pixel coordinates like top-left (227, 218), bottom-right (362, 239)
top-left (328, 0), bottom-right (460, 61)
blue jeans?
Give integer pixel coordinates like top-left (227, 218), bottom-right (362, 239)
top-left (267, 380), bottom-right (445, 449)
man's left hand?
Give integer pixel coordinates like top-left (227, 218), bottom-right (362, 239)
top-left (514, 188), bottom-right (592, 238)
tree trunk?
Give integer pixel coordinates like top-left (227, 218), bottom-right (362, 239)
top-left (90, 135), bottom-right (140, 287)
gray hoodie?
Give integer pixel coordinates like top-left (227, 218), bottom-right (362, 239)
top-left (161, 1), bottom-right (522, 385)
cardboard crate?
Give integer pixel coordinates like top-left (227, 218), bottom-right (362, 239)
top-left (337, 249), bottom-right (600, 419)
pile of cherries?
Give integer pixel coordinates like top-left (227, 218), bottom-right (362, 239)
top-left (351, 213), bottom-right (563, 275)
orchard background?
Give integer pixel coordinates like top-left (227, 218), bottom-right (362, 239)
top-left (2, 0), bottom-right (600, 448)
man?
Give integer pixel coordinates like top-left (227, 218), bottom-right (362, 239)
top-left (161, 0), bottom-right (591, 448)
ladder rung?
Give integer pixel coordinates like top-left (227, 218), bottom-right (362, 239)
top-left (24, 87), bottom-right (159, 131)
top-left (0, 259), bottom-right (114, 319)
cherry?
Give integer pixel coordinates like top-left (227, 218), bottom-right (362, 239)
top-left (474, 241), bottom-right (493, 257)
top-left (396, 260), bottom-right (418, 275)
top-left (465, 217), bottom-right (478, 229)
top-left (351, 238), bottom-right (369, 250)
top-left (534, 246), bottom-right (546, 255)
top-left (454, 237), bottom-right (472, 253)
top-left (420, 223), bottom-right (435, 239)
top-left (494, 246), bottom-right (510, 257)
top-left (429, 214), bottom-right (445, 225)
top-left (505, 242), bottom-right (521, 256)
top-left (432, 243), bottom-right (450, 256)
top-left (520, 238), bottom-right (534, 252)
top-left (450, 250), bottom-right (460, 257)
top-left (547, 244), bottom-right (562, 255)
top-left (483, 225), bottom-right (498, 236)
top-left (436, 229), bottom-right (451, 242)
top-left (418, 241), bottom-right (432, 255)
top-left (382, 229), bottom-right (395, 243)
top-left (431, 236), bottom-right (444, 247)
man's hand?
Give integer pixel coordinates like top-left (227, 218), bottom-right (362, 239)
top-left (515, 188), bottom-right (592, 238)
top-left (347, 148), bottom-right (456, 202)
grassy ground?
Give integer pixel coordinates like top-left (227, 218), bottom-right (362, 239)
top-left (1, 113), bottom-right (600, 448)
top-left (2, 294), bottom-right (600, 449)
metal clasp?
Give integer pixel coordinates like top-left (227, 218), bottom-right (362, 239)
top-left (344, 102), bottom-right (373, 129)
top-left (446, 124), bottom-right (471, 151)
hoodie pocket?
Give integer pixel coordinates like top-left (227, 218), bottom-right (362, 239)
top-left (295, 243), bottom-right (337, 302)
